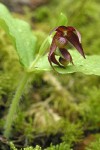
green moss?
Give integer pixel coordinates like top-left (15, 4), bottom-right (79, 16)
top-left (79, 87), bottom-right (100, 129)
top-left (23, 146), bottom-right (42, 150)
top-left (9, 142), bottom-right (41, 150)
top-left (45, 142), bottom-right (72, 150)
top-left (85, 134), bottom-right (100, 150)
top-left (60, 121), bottom-right (83, 145)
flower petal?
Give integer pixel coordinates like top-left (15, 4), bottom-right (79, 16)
top-left (50, 53), bottom-right (61, 66)
top-left (48, 33), bottom-right (57, 58)
top-left (50, 26), bottom-right (82, 43)
top-left (55, 26), bottom-right (67, 33)
top-left (48, 32), bottom-right (61, 69)
top-left (66, 31), bottom-right (86, 58)
top-left (66, 26), bottom-right (81, 42)
top-left (60, 48), bottom-right (73, 64)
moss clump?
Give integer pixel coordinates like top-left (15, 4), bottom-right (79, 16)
top-left (79, 87), bottom-right (100, 130)
top-left (9, 142), bottom-right (42, 150)
top-left (45, 142), bottom-right (71, 150)
top-left (85, 134), bottom-right (100, 150)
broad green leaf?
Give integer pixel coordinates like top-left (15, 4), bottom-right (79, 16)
top-left (0, 3), bottom-right (37, 68)
top-left (34, 54), bottom-right (50, 72)
top-left (35, 50), bottom-right (100, 76)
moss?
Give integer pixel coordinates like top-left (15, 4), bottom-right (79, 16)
top-left (79, 87), bottom-right (100, 130)
top-left (45, 142), bottom-right (72, 150)
top-left (60, 121), bottom-right (83, 145)
top-left (85, 134), bottom-right (100, 150)
top-left (9, 142), bottom-right (42, 150)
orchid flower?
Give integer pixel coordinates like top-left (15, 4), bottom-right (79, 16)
top-left (48, 26), bottom-right (86, 69)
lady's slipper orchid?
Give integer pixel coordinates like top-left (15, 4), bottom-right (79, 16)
top-left (48, 26), bottom-right (86, 69)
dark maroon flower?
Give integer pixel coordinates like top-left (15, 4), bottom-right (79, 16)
top-left (48, 26), bottom-right (86, 69)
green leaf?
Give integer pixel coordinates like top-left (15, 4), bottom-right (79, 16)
top-left (0, 3), bottom-right (37, 68)
top-left (35, 50), bottom-right (100, 76)
top-left (34, 54), bottom-right (50, 72)
top-left (38, 36), bottom-right (51, 56)
top-left (56, 13), bottom-right (68, 26)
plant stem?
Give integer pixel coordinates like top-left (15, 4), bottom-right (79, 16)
top-left (4, 72), bottom-right (30, 138)
top-left (4, 51), bottom-right (42, 138)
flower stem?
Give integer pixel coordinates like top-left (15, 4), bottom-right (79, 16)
top-left (4, 72), bottom-right (30, 138)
